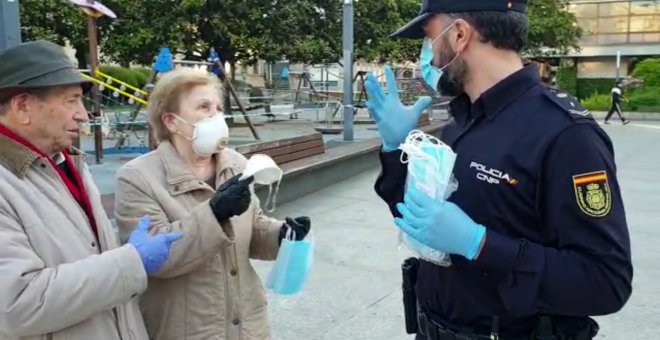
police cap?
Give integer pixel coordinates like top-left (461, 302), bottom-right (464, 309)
top-left (391, 0), bottom-right (527, 39)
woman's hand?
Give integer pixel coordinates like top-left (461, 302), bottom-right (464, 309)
top-left (279, 216), bottom-right (311, 245)
top-left (209, 173), bottom-right (254, 222)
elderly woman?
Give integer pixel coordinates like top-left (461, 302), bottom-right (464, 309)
top-left (114, 68), bottom-right (311, 340)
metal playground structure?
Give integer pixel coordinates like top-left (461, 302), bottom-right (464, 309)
top-left (80, 45), bottom-right (441, 157)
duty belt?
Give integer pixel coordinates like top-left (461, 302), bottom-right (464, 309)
top-left (417, 311), bottom-right (529, 340)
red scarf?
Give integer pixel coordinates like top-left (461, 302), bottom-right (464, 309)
top-left (0, 124), bottom-right (100, 244)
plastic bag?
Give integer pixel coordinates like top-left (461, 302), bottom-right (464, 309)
top-left (266, 228), bottom-right (314, 295)
top-left (397, 130), bottom-right (458, 267)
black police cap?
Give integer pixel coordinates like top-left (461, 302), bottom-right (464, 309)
top-left (391, 0), bottom-right (527, 39)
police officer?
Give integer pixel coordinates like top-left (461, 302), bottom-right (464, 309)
top-left (365, 1), bottom-right (633, 339)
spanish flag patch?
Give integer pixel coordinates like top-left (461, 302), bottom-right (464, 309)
top-left (572, 171), bottom-right (611, 218)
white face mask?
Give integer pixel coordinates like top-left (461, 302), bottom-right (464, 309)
top-left (174, 112), bottom-right (229, 157)
top-left (239, 154), bottom-right (283, 212)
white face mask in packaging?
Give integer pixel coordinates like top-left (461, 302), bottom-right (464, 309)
top-left (239, 154), bottom-right (283, 212)
top-left (174, 112), bottom-right (229, 157)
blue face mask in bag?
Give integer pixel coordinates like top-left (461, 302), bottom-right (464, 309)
top-left (266, 228), bottom-right (314, 295)
top-left (398, 130), bottom-right (458, 266)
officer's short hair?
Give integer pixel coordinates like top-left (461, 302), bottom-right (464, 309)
top-left (0, 101), bottom-right (7, 116)
top-left (447, 11), bottom-right (527, 53)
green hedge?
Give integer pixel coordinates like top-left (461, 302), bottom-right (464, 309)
top-left (95, 65), bottom-right (153, 107)
top-left (581, 87), bottom-right (660, 112)
top-left (632, 58), bottom-right (660, 87)
top-left (581, 94), bottom-right (611, 111)
top-left (576, 78), bottom-right (614, 99)
top-left (556, 67), bottom-right (577, 95)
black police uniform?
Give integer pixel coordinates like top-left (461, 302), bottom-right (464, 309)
top-left (375, 65), bottom-right (633, 339)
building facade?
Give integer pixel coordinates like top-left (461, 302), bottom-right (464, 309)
top-left (567, 0), bottom-right (660, 79)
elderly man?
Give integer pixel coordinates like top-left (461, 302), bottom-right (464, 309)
top-left (0, 40), bottom-right (183, 339)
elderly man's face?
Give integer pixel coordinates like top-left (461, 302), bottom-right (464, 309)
top-left (4, 85), bottom-right (88, 156)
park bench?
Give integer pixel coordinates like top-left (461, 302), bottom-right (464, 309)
top-left (235, 132), bottom-right (326, 166)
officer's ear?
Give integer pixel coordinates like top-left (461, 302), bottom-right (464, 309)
top-left (452, 18), bottom-right (472, 53)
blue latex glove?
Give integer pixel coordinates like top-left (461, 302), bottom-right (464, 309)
top-left (364, 65), bottom-right (433, 151)
top-left (394, 188), bottom-right (486, 260)
top-left (128, 215), bottom-right (184, 274)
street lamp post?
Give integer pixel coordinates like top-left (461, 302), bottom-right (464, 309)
top-left (616, 50), bottom-right (621, 81)
top-left (342, 0), bottom-right (354, 141)
top-left (0, 0), bottom-right (21, 50)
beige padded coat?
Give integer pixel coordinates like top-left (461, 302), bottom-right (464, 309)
top-left (0, 133), bottom-right (149, 340)
top-left (114, 141), bottom-right (283, 340)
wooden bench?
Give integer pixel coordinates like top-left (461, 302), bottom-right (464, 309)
top-left (235, 132), bottom-right (326, 166)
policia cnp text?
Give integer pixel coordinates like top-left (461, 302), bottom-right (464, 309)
top-left (364, 1), bottom-right (633, 339)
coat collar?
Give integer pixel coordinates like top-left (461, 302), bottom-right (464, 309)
top-left (0, 126), bottom-right (87, 178)
top-left (156, 140), bottom-right (241, 191)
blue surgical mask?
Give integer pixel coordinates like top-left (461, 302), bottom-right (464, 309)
top-left (420, 21), bottom-right (458, 93)
top-left (420, 40), bottom-right (442, 91)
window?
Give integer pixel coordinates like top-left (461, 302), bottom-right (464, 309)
top-left (629, 32), bottom-right (660, 42)
top-left (570, 3), bottom-right (599, 18)
top-left (598, 16), bottom-right (630, 33)
top-left (597, 33), bottom-right (628, 44)
top-left (579, 34), bottom-right (599, 45)
top-left (598, 1), bottom-right (630, 16)
top-left (579, 18), bottom-right (598, 34)
top-left (630, 0), bottom-right (659, 15)
top-left (629, 15), bottom-right (660, 32)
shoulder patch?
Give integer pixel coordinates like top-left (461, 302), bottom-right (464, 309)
top-left (542, 88), bottom-right (593, 120)
top-left (573, 170), bottom-right (611, 218)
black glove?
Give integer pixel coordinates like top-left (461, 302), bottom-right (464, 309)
top-left (279, 216), bottom-right (311, 245)
top-left (209, 173), bottom-right (254, 222)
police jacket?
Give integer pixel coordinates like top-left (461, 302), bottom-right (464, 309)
top-left (375, 65), bottom-right (633, 335)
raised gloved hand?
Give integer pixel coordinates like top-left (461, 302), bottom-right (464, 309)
top-left (128, 215), bottom-right (184, 274)
top-left (279, 216), bottom-right (311, 245)
top-left (364, 65), bottom-right (433, 151)
top-left (209, 173), bottom-right (254, 222)
top-left (394, 188), bottom-right (486, 260)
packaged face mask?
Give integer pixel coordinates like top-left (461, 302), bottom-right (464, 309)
top-left (240, 154), bottom-right (283, 212)
top-left (266, 228), bottom-right (314, 296)
top-left (399, 130), bottom-right (457, 200)
top-left (397, 130), bottom-right (459, 267)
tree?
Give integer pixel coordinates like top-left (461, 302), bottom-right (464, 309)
top-left (98, 0), bottom-right (189, 66)
top-left (353, 0), bottom-right (421, 63)
top-left (19, 0), bottom-right (88, 67)
top-left (526, 0), bottom-right (582, 56)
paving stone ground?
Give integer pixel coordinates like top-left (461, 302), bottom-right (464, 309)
top-left (249, 122), bottom-right (660, 339)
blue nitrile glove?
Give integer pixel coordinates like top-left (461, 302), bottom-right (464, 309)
top-left (364, 65), bottom-right (433, 151)
top-left (394, 188), bottom-right (486, 260)
top-left (128, 215), bottom-right (184, 274)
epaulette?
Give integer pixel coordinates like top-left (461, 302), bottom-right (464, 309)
top-left (542, 86), bottom-right (593, 121)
